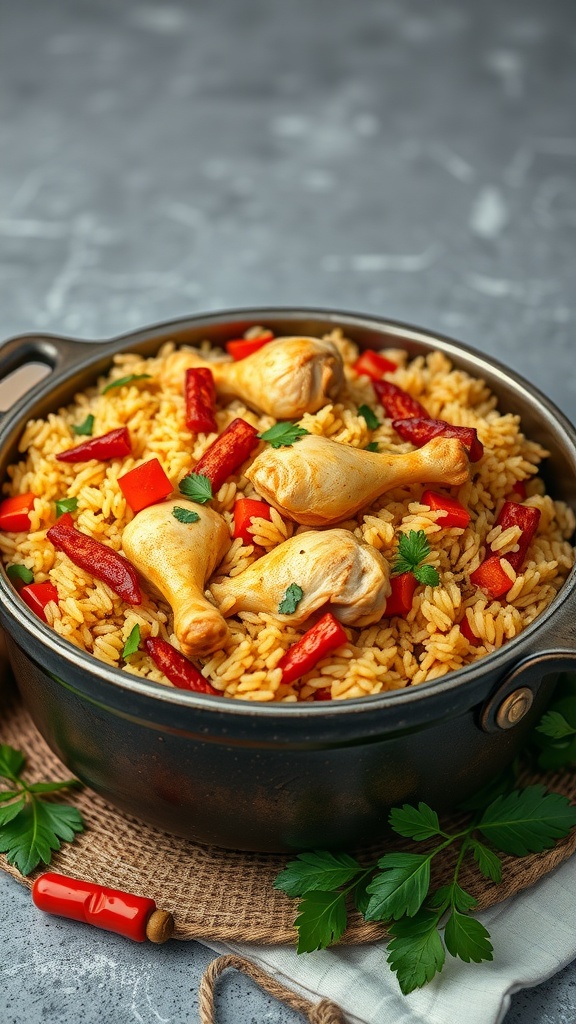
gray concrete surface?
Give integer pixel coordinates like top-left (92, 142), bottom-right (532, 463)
top-left (1, 0), bottom-right (576, 1021)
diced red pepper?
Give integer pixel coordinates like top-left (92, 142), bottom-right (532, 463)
top-left (233, 498), bottom-right (273, 544)
top-left (373, 380), bottom-right (428, 420)
top-left (143, 637), bottom-right (220, 695)
top-left (194, 417), bottom-right (260, 492)
top-left (460, 616), bottom-right (481, 646)
top-left (184, 368), bottom-right (217, 434)
top-left (118, 458), bottom-right (173, 514)
top-left (225, 332), bottom-right (274, 360)
top-left (493, 501), bottom-right (541, 571)
top-left (0, 492), bottom-right (36, 532)
top-left (20, 581), bottom-right (59, 622)
top-left (278, 611), bottom-right (348, 685)
top-left (312, 687), bottom-right (333, 701)
top-left (385, 573), bottom-right (417, 617)
top-left (47, 518), bottom-right (142, 605)
top-left (421, 489), bottom-right (471, 530)
top-left (32, 872), bottom-right (164, 943)
top-left (392, 417), bottom-right (484, 463)
top-left (469, 555), bottom-right (514, 599)
top-left (56, 427), bottom-right (132, 463)
top-left (511, 480), bottom-right (527, 501)
top-left (352, 349), bottom-right (398, 381)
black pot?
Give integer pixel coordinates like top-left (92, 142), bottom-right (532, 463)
top-left (0, 308), bottom-right (575, 852)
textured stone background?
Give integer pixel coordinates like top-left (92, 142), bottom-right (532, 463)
top-left (1, 0), bottom-right (575, 1020)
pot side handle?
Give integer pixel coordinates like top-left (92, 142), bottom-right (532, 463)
top-left (480, 648), bottom-right (576, 733)
top-left (0, 333), bottom-right (93, 416)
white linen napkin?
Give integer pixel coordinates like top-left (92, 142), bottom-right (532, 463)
top-left (206, 853), bottom-right (576, 1024)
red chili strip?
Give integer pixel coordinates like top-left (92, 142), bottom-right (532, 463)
top-left (0, 492), bottom-right (36, 532)
top-left (32, 872), bottom-right (173, 943)
top-left (144, 637), bottom-right (220, 695)
top-left (184, 367), bottom-right (217, 434)
top-left (56, 427), bottom-right (132, 463)
top-left (225, 332), bottom-right (274, 359)
top-left (469, 555), bottom-right (514, 599)
top-left (47, 518), bottom-right (142, 605)
top-left (421, 489), bottom-right (471, 530)
top-left (194, 417), bottom-right (260, 492)
top-left (373, 380), bottom-right (428, 420)
top-left (493, 501), bottom-right (541, 572)
top-left (278, 611), bottom-right (348, 686)
top-left (352, 349), bottom-right (398, 381)
top-left (385, 573), bottom-right (417, 617)
top-left (20, 581), bottom-right (59, 622)
top-left (392, 417), bottom-right (484, 463)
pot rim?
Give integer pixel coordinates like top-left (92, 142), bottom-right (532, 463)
top-left (1, 304), bottom-right (575, 719)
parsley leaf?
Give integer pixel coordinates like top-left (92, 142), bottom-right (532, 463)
top-left (123, 624), bottom-right (141, 659)
top-left (477, 785), bottom-right (576, 856)
top-left (365, 852), bottom-right (431, 921)
top-left (6, 564), bottom-right (34, 585)
top-left (469, 840), bottom-right (502, 883)
top-left (444, 910), bottom-right (493, 964)
top-left (389, 802), bottom-right (442, 842)
top-left (274, 850), bottom-right (362, 898)
top-left (294, 890), bottom-right (348, 952)
top-left (172, 506), bottom-right (200, 524)
top-left (102, 373), bottom-right (152, 394)
top-left (72, 414), bottom-right (95, 436)
top-left (55, 497), bottom-right (78, 518)
top-left (258, 423), bottom-right (309, 448)
top-left (386, 909), bottom-right (446, 995)
top-left (358, 404), bottom-right (380, 430)
top-left (178, 473), bottom-right (213, 504)
top-left (0, 744), bottom-right (83, 875)
top-left (392, 530), bottom-right (440, 587)
top-left (364, 441), bottom-right (380, 452)
top-left (536, 710), bottom-right (576, 740)
top-left (278, 583), bottom-right (304, 615)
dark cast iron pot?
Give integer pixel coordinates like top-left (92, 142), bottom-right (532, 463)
top-left (0, 308), bottom-right (575, 853)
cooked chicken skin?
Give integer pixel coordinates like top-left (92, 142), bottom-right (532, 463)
top-left (122, 499), bottom-right (231, 658)
top-left (160, 336), bottom-right (344, 419)
top-left (211, 529), bottom-right (391, 627)
top-left (246, 434), bottom-right (470, 526)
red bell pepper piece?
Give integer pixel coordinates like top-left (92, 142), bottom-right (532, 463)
top-left (0, 492), bottom-right (36, 532)
top-left (392, 417), bottom-right (484, 463)
top-left (352, 349), bottom-right (398, 380)
top-left (118, 458), bottom-right (173, 514)
top-left (278, 611), bottom-right (348, 685)
top-left (511, 480), bottom-right (527, 501)
top-left (385, 573), bottom-right (417, 617)
top-left (493, 501), bottom-right (540, 572)
top-left (469, 555), bottom-right (514, 598)
top-left (421, 489), bottom-right (471, 530)
top-left (233, 498), bottom-right (273, 544)
top-left (225, 332), bottom-right (274, 359)
top-left (460, 616), bottom-right (482, 646)
top-left (194, 417), bottom-right (260, 492)
top-left (373, 380), bottom-right (428, 420)
top-left (20, 581), bottom-right (59, 622)
top-left (312, 687), bottom-right (333, 701)
top-left (56, 427), bottom-right (132, 463)
top-left (47, 518), bottom-right (142, 605)
top-left (32, 872), bottom-right (172, 943)
top-left (184, 367), bottom-right (217, 434)
top-left (143, 636), bottom-right (220, 695)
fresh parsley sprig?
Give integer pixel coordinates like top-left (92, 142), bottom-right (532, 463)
top-left (0, 744), bottom-right (84, 875)
top-left (392, 530), bottom-right (440, 587)
top-left (258, 423), bottom-right (310, 448)
top-left (274, 787), bottom-right (576, 995)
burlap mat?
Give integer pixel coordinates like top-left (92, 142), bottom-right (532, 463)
top-left (1, 677), bottom-right (576, 946)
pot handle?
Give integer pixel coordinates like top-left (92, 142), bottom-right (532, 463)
top-left (480, 647), bottom-right (576, 733)
top-left (0, 333), bottom-right (93, 415)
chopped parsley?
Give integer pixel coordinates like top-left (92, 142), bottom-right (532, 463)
top-left (122, 624), bottom-right (141, 659)
top-left (364, 441), bottom-right (380, 453)
top-left (358, 404), bottom-right (380, 430)
top-left (55, 497), bottom-right (79, 518)
top-left (278, 583), bottom-right (304, 615)
top-left (172, 506), bottom-right (200, 524)
top-left (6, 564), bottom-right (34, 585)
top-left (102, 374), bottom-right (152, 395)
top-left (178, 473), bottom-right (213, 504)
top-left (392, 530), bottom-right (440, 587)
top-left (72, 414), bottom-right (95, 436)
top-left (258, 423), bottom-right (310, 448)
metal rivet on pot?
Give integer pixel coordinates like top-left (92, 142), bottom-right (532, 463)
top-left (495, 687), bottom-right (534, 730)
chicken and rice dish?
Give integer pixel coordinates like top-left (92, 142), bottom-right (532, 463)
top-left (0, 327), bottom-right (574, 702)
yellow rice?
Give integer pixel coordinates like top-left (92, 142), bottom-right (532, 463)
top-left (1, 329), bottom-right (574, 702)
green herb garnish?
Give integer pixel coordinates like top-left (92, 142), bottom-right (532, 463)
top-left (358, 404), bottom-right (380, 430)
top-left (6, 564), bottom-right (34, 585)
top-left (178, 473), bottom-right (213, 504)
top-left (172, 506), bottom-right (200, 524)
top-left (364, 441), bottom-right (380, 453)
top-left (529, 675), bottom-right (576, 770)
top-left (278, 583), bottom-right (304, 615)
top-left (102, 374), bottom-right (151, 395)
top-left (55, 497), bottom-right (79, 518)
top-left (0, 744), bottom-right (84, 875)
top-left (274, 786), bottom-right (576, 994)
top-left (72, 414), bottom-right (95, 436)
top-left (122, 624), bottom-right (141, 659)
top-left (258, 423), bottom-right (310, 448)
top-left (392, 530), bottom-right (440, 587)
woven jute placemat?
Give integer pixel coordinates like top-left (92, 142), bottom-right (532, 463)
top-left (1, 679), bottom-right (576, 947)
